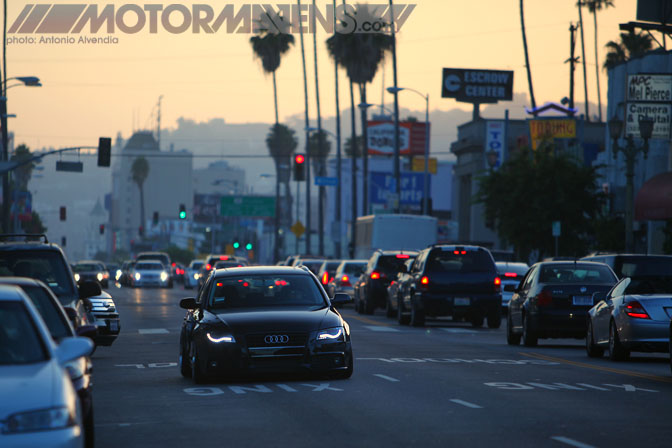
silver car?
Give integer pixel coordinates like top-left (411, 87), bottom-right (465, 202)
top-left (587, 275), bottom-right (672, 360)
top-left (327, 260), bottom-right (367, 298)
top-left (496, 261), bottom-right (529, 311)
top-left (131, 261), bottom-right (171, 288)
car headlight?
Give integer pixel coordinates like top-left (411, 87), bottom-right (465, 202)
top-left (96, 273), bottom-right (104, 281)
top-left (160, 271), bottom-right (169, 282)
top-left (115, 270), bottom-right (122, 280)
top-left (317, 327), bottom-right (345, 342)
top-left (134, 273), bottom-right (141, 281)
top-left (4, 404), bottom-right (77, 434)
top-left (206, 332), bottom-right (236, 343)
top-left (74, 273), bottom-right (80, 282)
top-left (193, 273), bottom-right (199, 280)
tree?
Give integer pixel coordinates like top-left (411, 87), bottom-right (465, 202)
top-left (164, 245), bottom-right (195, 266)
top-left (23, 211), bottom-right (46, 234)
top-left (308, 130), bottom-right (332, 177)
top-left (520, 0), bottom-right (537, 112)
top-left (266, 124), bottom-right (298, 241)
top-left (131, 156), bottom-right (149, 237)
top-left (477, 144), bottom-right (602, 260)
top-left (583, 0), bottom-right (613, 121)
top-left (10, 144), bottom-right (35, 192)
top-left (344, 135), bottom-right (364, 158)
top-left (604, 30), bottom-right (654, 70)
top-left (577, 0), bottom-right (590, 120)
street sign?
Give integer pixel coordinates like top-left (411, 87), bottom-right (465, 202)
top-left (411, 157), bottom-right (437, 174)
top-left (315, 176), bottom-right (338, 187)
top-left (625, 103), bottom-right (671, 139)
top-left (55, 161), bottom-right (84, 172)
top-left (367, 121), bottom-right (429, 156)
top-left (528, 119), bottom-right (577, 150)
top-left (291, 221), bottom-right (305, 238)
top-left (441, 68), bottom-right (514, 103)
top-left (627, 74), bottom-right (672, 102)
top-left (552, 221), bottom-right (561, 237)
top-left (220, 196), bottom-right (276, 217)
top-left (370, 172), bottom-right (428, 206)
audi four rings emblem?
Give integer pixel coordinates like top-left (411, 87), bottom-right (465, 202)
top-left (265, 335), bottom-right (289, 344)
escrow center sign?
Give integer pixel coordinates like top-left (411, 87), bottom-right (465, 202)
top-left (441, 68), bottom-right (513, 104)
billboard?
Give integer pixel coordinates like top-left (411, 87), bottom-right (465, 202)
top-left (220, 196), bottom-right (276, 217)
top-left (441, 68), bottom-right (514, 103)
top-left (625, 102), bottom-right (671, 139)
top-left (370, 171), bottom-right (428, 206)
top-left (193, 194), bottom-right (220, 222)
top-left (367, 121), bottom-right (429, 156)
top-left (627, 74), bottom-right (672, 102)
top-left (528, 119), bottom-right (577, 150)
top-left (484, 121), bottom-right (505, 170)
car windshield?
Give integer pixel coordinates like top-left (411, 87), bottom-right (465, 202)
top-left (426, 249), bottom-right (494, 273)
top-left (74, 263), bottom-right (102, 272)
top-left (620, 258), bottom-right (672, 278)
top-left (208, 274), bottom-right (326, 310)
top-left (377, 255), bottom-right (417, 275)
top-left (624, 276), bottom-right (672, 295)
top-left (299, 261), bottom-right (324, 274)
top-left (0, 301), bottom-right (49, 365)
top-left (0, 250), bottom-right (76, 299)
top-left (135, 263), bottom-right (164, 271)
top-left (191, 261), bottom-right (204, 269)
top-left (22, 286), bottom-right (72, 341)
top-left (343, 262), bottom-right (367, 275)
top-left (539, 264), bottom-right (616, 283)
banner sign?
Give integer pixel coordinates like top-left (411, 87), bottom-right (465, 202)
top-left (367, 121), bottom-right (429, 156)
top-left (627, 74), bottom-right (672, 102)
top-left (528, 119), bottom-right (576, 150)
top-left (370, 171), bottom-right (428, 205)
top-left (625, 102), bottom-right (671, 139)
top-left (484, 121), bottom-right (505, 170)
top-left (193, 194), bottom-right (220, 222)
top-left (441, 68), bottom-right (514, 103)
top-left (220, 196), bottom-right (275, 217)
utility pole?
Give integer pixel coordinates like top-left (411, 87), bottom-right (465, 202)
top-left (577, 3), bottom-right (590, 121)
top-left (156, 95), bottom-right (163, 150)
top-left (390, 0), bottom-right (401, 214)
top-left (565, 23), bottom-right (579, 110)
top-left (333, 0), bottom-right (342, 259)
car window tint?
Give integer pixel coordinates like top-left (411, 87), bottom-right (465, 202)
top-left (539, 264), bottom-right (616, 284)
top-left (344, 262), bottom-right (366, 275)
top-left (0, 301), bottom-right (49, 365)
top-left (620, 258), bottom-right (672, 278)
top-left (624, 276), bottom-right (672, 295)
top-left (376, 255), bottom-right (417, 274)
top-left (209, 275), bottom-right (325, 309)
top-left (426, 249), bottom-right (494, 273)
top-left (22, 286), bottom-right (72, 340)
top-left (0, 251), bottom-right (75, 298)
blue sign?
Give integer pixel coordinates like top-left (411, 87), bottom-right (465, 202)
top-left (370, 172), bottom-right (428, 205)
top-left (315, 176), bottom-right (339, 187)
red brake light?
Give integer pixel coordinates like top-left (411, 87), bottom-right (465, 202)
top-left (243, 282), bottom-right (249, 287)
top-left (396, 254), bottom-right (410, 259)
top-left (625, 300), bottom-right (650, 319)
top-left (421, 276), bottom-right (429, 285)
top-left (172, 262), bottom-right (176, 267)
top-left (494, 277), bottom-right (501, 292)
top-left (460, 251), bottom-right (466, 255)
top-left (322, 272), bottom-right (329, 285)
top-left (220, 256), bottom-right (228, 260)
top-left (537, 290), bottom-right (552, 306)
top-left (371, 272), bottom-right (381, 280)
top-left (341, 275), bottom-right (351, 286)
top-left (205, 264), bottom-right (212, 270)
top-left (504, 272), bottom-right (517, 278)
top-left (453, 250), bottom-right (459, 255)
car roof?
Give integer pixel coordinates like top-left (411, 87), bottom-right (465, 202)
top-left (0, 283), bottom-right (32, 301)
top-left (536, 260), bottom-right (611, 267)
top-left (0, 241), bottom-right (63, 252)
top-left (427, 244), bottom-right (488, 251)
top-left (212, 266), bottom-right (313, 278)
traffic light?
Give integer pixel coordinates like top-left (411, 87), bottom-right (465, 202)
top-left (98, 137), bottom-right (111, 167)
top-left (99, 224), bottom-right (105, 235)
top-left (233, 239), bottom-right (240, 249)
top-left (293, 154), bottom-right (306, 181)
top-left (59, 206), bottom-right (66, 221)
top-left (179, 204), bottom-right (186, 220)
top-left (138, 226), bottom-right (144, 237)
top-left (152, 211), bottom-right (159, 226)
top-left (245, 243), bottom-right (253, 251)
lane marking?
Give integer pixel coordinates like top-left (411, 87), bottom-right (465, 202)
top-left (449, 399), bottom-right (482, 409)
top-left (440, 328), bottom-right (477, 334)
top-left (373, 374), bottom-right (400, 382)
top-left (138, 328), bottom-right (169, 335)
top-left (364, 325), bottom-right (400, 332)
top-left (520, 352), bottom-right (672, 384)
top-left (550, 436), bottom-right (596, 448)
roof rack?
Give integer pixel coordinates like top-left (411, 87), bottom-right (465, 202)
top-left (0, 234), bottom-right (49, 244)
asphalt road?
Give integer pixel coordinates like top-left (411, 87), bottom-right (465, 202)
top-left (92, 284), bottom-right (672, 448)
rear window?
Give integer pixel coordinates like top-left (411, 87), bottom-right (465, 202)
top-left (624, 276), bottom-right (672, 295)
top-left (496, 262), bottom-right (529, 277)
top-left (208, 274), bottom-right (325, 309)
top-left (426, 249), bottom-right (494, 273)
top-left (0, 250), bottom-right (76, 299)
top-left (619, 257), bottom-right (672, 278)
top-left (343, 262), bottom-right (366, 275)
top-left (376, 255), bottom-right (417, 274)
top-left (539, 264), bottom-right (616, 284)
top-left (191, 262), bottom-right (204, 269)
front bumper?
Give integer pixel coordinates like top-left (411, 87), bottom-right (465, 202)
top-left (91, 312), bottom-right (120, 346)
top-left (412, 292), bottom-right (501, 317)
top-left (133, 276), bottom-right (169, 287)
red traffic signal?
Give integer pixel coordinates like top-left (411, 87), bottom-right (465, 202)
top-left (293, 154), bottom-right (306, 181)
top-left (99, 224), bottom-right (105, 235)
top-left (295, 154), bottom-right (305, 164)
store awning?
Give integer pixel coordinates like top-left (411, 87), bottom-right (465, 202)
top-left (635, 171), bottom-right (672, 221)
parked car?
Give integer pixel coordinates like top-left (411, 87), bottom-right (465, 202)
top-left (326, 259), bottom-right (367, 299)
top-left (0, 284), bottom-right (93, 447)
top-left (354, 250), bottom-right (418, 315)
top-left (395, 245), bottom-right (501, 327)
top-left (587, 273), bottom-right (672, 361)
top-left (507, 261), bottom-right (618, 346)
top-left (136, 251), bottom-right (173, 287)
top-left (184, 260), bottom-right (204, 289)
top-left (317, 260), bottom-right (343, 289)
top-left (178, 266), bottom-right (353, 382)
top-left (73, 260), bottom-right (109, 288)
top-left (496, 261), bottom-right (530, 311)
top-left (131, 261), bottom-right (172, 288)
top-left (582, 254), bottom-right (672, 279)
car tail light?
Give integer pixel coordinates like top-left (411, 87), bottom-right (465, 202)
top-left (504, 272), bottom-right (517, 278)
top-left (494, 277), bottom-right (501, 292)
top-left (322, 271), bottom-right (329, 285)
top-left (220, 256), bottom-right (229, 260)
top-left (537, 290), bottom-right (552, 306)
top-left (396, 254), bottom-right (410, 259)
top-left (172, 262), bottom-right (176, 267)
top-left (419, 276), bottom-right (429, 291)
top-left (625, 300), bottom-right (650, 319)
top-left (453, 250), bottom-right (459, 255)
top-left (341, 275), bottom-right (351, 286)
top-left (371, 272), bottom-right (381, 280)
top-left (205, 264), bottom-right (212, 271)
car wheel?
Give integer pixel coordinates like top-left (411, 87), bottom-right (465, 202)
top-left (608, 320), bottom-right (629, 361)
top-left (190, 342), bottom-right (206, 384)
top-left (506, 313), bottom-right (521, 345)
top-left (397, 295), bottom-right (410, 325)
top-left (179, 343), bottom-right (192, 378)
top-left (410, 299), bottom-right (425, 327)
top-left (471, 314), bottom-right (484, 328)
top-left (487, 309), bottom-right (501, 329)
top-left (522, 314), bottom-right (537, 347)
top-left (585, 320), bottom-right (604, 358)
top-left (83, 406), bottom-right (94, 448)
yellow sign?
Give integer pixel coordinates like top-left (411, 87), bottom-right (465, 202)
top-left (411, 157), bottom-right (437, 174)
top-left (529, 119), bottom-right (576, 149)
top-left (225, 244), bottom-right (234, 255)
top-left (291, 221), bottom-right (305, 238)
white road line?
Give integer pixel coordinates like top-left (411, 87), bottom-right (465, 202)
top-left (364, 325), bottom-right (400, 332)
top-left (138, 328), bottom-right (169, 335)
top-left (373, 374), bottom-right (400, 382)
top-left (449, 399), bottom-right (482, 409)
top-left (550, 436), bottom-right (596, 448)
top-left (440, 328), bottom-right (477, 334)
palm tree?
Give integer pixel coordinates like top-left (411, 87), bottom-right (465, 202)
top-left (603, 30), bottom-right (654, 70)
top-left (344, 135), bottom-right (364, 158)
top-left (312, 0), bottom-right (327, 255)
top-left (577, 1), bottom-right (590, 120)
top-left (250, 11), bottom-right (294, 261)
top-left (131, 156), bottom-right (149, 237)
top-left (308, 130), bottom-right (332, 177)
top-left (520, 0), bottom-right (537, 112)
top-left (297, 0), bottom-right (312, 254)
top-left (583, 0), bottom-right (613, 121)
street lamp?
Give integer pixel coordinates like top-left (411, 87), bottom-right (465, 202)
top-left (387, 87), bottom-right (431, 215)
top-left (608, 113), bottom-right (654, 252)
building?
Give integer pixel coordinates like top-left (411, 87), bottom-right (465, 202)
top-left (83, 198), bottom-right (107, 259)
top-left (109, 131), bottom-right (193, 252)
top-left (193, 160), bottom-right (246, 196)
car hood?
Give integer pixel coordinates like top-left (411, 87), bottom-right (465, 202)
top-left (210, 307), bottom-right (335, 334)
top-left (0, 360), bottom-right (60, 419)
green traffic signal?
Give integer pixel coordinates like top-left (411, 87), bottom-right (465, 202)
top-left (233, 242), bottom-right (240, 249)
top-left (179, 211), bottom-right (186, 219)
top-left (245, 243), bottom-right (253, 250)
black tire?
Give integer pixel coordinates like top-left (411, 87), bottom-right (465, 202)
top-left (522, 314), bottom-right (538, 347)
top-left (410, 300), bottom-right (425, 327)
top-left (506, 313), bottom-right (521, 345)
top-left (397, 295), bottom-right (410, 325)
top-left (83, 406), bottom-right (94, 448)
top-left (586, 320), bottom-right (605, 358)
top-left (608, 321), bottom-right (629, 361)
top-left (190, 342), bottom-right (206, 384)
top-left (487, 309), bottom-right (501, 329)
top-left (471, 314), bottom-right (484, 328)
top-left (179, 342), bottom-right (192, 378)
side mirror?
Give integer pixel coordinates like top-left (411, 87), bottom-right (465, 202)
top-left (330, 293), bottom-right (353, 306)
top-left (76, 324), bottom-right (98, 340)
top-left (592, 291), bottom-right (607, 303)
top-left (56, 337), bottom-right (94, 364)
top-left (79, 281), bottom-right (101, 300)
top-left (180, 298), bottom-right (198, 310)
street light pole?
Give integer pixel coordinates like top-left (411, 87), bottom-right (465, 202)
top-left (389, 0), bottom-right (401, 214)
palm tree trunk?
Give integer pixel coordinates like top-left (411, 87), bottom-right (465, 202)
top-left (349, 80), bottom-right (358, 258)
top-left (520, 0), bottom-right (537, 112)
top-left (312, 0), bottom-right (325, 256)
top-left (592, 10), bottom-right (602, 121)
top-left (272, 72), bottom-right (280, 262)
top-left (333, 0), bottom-right (342, 259)
top-left (298, 0), bottom-right (311, 254)
top-left (578, 2), bottom-right (590, 120)
top-left (359, 83), bottom-right (369, 216)
top-left (272, 71), bottom-right (279, 126)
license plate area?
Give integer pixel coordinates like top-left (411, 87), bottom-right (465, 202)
top-left (454, 298), bottom-right (470, 306)
top-left (109, 320), bottom-right (119, 332)
top-left (572, 295), bottom-right (593, 306)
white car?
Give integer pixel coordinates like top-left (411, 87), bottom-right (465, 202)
top-left (496, 261), bottom-right (529, 311)
top-left (184, 260), bottom-right (204, 289)
top-left (130, 261), bottom-right (171, 288)
top-left (0, 284), bottom-right (93, 448)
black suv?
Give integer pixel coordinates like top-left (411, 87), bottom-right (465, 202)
top-left (354, 250), bottom-right (418, 315)
top-left (581, 254), bottom-right (672, 279)
top-left (396, 245), bottom-right (502, 327)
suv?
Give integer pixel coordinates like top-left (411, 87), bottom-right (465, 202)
top-left (396, 245), bottom-right (502, 327)
top-left (136, 251), bottom-right (173, 287)
top-left (0, 234), bottom-right (101, 331)
top-left (354, 250), bottom-right (418, 315)
top-left (581, 254), bottom-right (672, 279)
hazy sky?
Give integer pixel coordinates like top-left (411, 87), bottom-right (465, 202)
top-left (6, 0), bottom-right (638, 151)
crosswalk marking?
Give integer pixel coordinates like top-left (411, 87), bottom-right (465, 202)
top-left (138, 328), bottom-right (169, 335)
